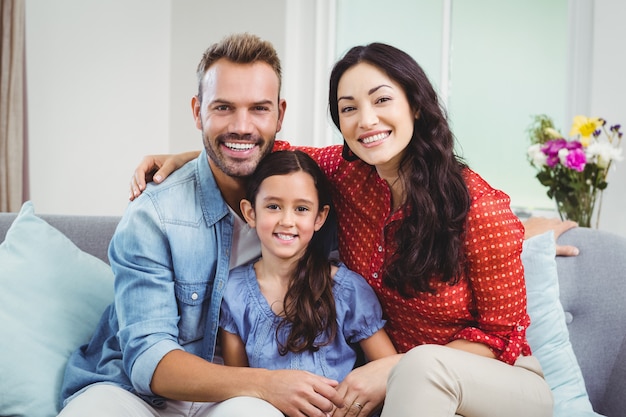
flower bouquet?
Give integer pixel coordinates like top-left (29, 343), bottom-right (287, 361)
top-left (527, 114), bottom-right (623, 227)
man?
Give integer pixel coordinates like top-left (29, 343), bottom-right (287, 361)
top-left (59, 33), bottom-right (343, 417)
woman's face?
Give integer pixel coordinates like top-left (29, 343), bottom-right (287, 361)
top-left (336, 62), bottom-right (415, 174)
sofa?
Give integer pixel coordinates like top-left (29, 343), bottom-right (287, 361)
top-left (1, 202), bottom-right (625, 417)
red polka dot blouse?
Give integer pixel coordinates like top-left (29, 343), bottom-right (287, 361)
top-left (278, 142), bottom-right (530, 365)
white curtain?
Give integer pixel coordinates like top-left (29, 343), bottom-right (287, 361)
top-left (0, 0), bottom-right (27, 212)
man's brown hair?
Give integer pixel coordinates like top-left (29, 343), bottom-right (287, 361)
top-left (196, 33), bottom-right (282, 99)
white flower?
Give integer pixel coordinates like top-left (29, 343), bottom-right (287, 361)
top-left (557, 148), bottom-right (570, 166)
top-left (527, 143), bottom-right (547, 167)
top-left (586, 142), bottom-right (624, 168)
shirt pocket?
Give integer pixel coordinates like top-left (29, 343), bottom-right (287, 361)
top-left (174, 281), bottom-right (212, 344)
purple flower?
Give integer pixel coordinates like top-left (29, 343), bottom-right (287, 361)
top-left (611, 124), bottom-right (623, 138)
top-left (565, 140), bottom-right (583, 151)
top-left (541, 139), bottom-right (586, 170)
top-left (541, 139), bottom-right (567, 167)
top-left (541, 139), bottom-right (566, 154)
top-left (564, 148), bottom-right (587, 172)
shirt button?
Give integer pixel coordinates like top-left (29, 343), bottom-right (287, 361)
top-left (516, 325), bottom-right (524, 331)
top-left (378, 245), bottom-right (383, 252)
top-left (191, 292), bottom-right (199, 301)
top-left (564, 312), bottom-right (574, 324)
top-left (373, 272), bottom-right (379, 279)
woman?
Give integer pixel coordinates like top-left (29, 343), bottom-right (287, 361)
top-left (131, 43), bottom-right (555, 417)
top-left (321, 43), bottom-right (552, 417)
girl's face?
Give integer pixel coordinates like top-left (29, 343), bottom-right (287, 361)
top-left (241, 171), bottom-right (329, 263)
top-left (336, 62), bottom-right (415, 174)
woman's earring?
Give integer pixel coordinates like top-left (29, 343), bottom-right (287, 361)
top-left (341, 140), bottom-right (359, 162)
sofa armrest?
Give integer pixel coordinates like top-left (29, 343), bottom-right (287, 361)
top-left (556, 227), bottom-right (626, 416)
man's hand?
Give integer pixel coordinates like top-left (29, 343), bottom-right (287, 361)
top-left (152, 352), bottom-right (344, 417)
top-left (261, 370), bottom-right (344, 417)
top-left (523, 216), bottom-right (579, 256)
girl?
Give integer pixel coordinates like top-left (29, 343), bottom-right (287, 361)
top-left (219, 149), bottom-right (396, 388)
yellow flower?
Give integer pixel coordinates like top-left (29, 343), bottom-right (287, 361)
top-left (569, 115), bottom-right (602, 146)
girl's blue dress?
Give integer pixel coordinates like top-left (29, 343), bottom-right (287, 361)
top-left (219, 262), bottom-right (386, 382)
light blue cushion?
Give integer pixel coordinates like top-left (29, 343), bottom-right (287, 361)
top-left (523, 231), bottom-right (602, 417)
top-left (0, 201), bottom-right (114, 417)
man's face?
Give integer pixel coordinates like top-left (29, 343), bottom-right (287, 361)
top-left (193, 59), bottom-right (286, 178)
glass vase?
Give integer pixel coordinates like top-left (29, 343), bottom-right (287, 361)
top-left (554, 190), bottom-right (600, 228)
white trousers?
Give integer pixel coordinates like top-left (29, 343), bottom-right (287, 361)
top-left (57, 384), bottom-right (283, 417)
top-left (381, 344), bottom-right (554, 417)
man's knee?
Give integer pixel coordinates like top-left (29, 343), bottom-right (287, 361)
top-left (58, 384), bottom-right (156, 417)
top-left (207, 396), bottom-right (282, 417)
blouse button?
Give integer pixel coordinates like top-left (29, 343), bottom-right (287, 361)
top-left (378, 245), bottom-right (383, 252)
top-left (516, 325), bottom-right (524, 331)
top-left (373, 272), bottom-right (379, 279)
top-left (191, 292), bottom-right (199, 301)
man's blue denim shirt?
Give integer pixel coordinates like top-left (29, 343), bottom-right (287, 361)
top-left (60, 149), bottom-right (233, 407)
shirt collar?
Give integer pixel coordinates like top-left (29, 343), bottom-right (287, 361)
top-left (196, 148), bottom-right (230, 227)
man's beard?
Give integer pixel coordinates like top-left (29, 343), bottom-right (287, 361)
top-left (203, 132), bottom-right (274, 178)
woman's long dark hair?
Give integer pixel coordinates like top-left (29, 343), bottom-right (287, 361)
top-left (246, 150), bottom-right (338, 353)
top-left (328, 43), bottom-right (471, 296)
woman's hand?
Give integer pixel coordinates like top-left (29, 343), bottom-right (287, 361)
top-left (332, 354), bottom-right (402, 417)
top-left (130, 151), bottom-right (200, 200)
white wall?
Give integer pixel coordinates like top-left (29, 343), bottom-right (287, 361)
top-left (24, 0), bottom-right (296, 216)
top-left (446, 0), bottom-right (568, 212)
top-left (25, 0), bottom-right (171, 216)
top-left (23, 0), bottom-right (626, 237)
top-left (166, 0), bottom-right (289, 155)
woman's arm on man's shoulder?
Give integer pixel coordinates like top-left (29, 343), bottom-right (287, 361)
top-left (128, 152), bottom-right (578, 258)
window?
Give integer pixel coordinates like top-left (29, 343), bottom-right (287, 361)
top-left (334, 0), bottom-right (571, 212)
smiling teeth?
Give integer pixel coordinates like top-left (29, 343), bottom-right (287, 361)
top-left (276, 233), bottom-right (295, 240)
top-left (362, 132), bottom-right (388, 144)
top-left (225, 142), bottom-right (255, 151)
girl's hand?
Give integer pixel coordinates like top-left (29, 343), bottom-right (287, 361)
top-left (130, 151), bottom-right (200, 200)
top-left (332, 354), bottom-right (402, 417)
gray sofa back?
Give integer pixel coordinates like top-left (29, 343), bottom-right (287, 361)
top-left (0, 213), bottom-right (119, 264)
